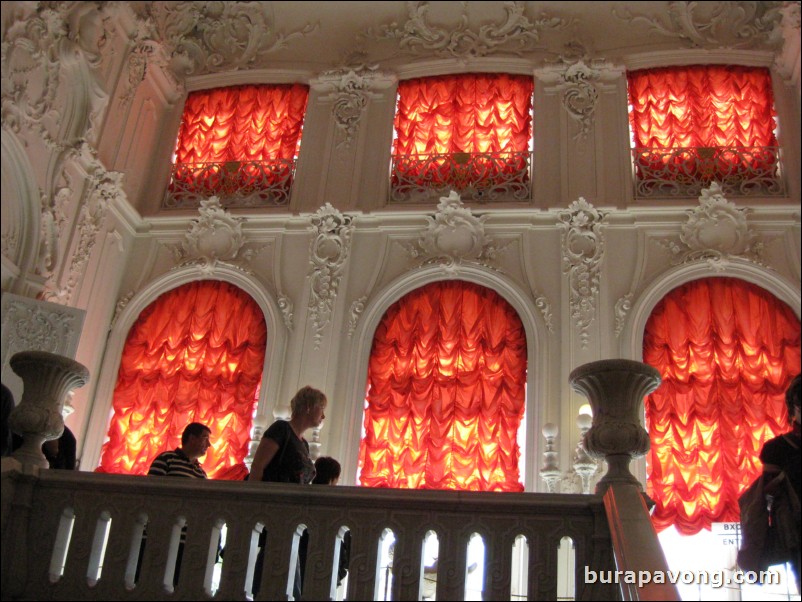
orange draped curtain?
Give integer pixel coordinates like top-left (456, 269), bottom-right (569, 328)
top-left (392, 73), bottom-right (533, 185)
top-left (171, 83), bottom-right (309, 193)
top-left (359, 281), bottom-right (528, 492)
top-left (643, 278), bottom-right (800, 535)
top-left (627, 65), bottom-right (778, 177)
top-left (97, 280), bottom-right (267, 479)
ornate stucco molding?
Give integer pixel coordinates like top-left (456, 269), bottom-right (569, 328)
top-left (533, 292), bottom-right (556, 334)
top-left (277, 293), bottom-right (294, 332)
top-left (614, 293), bottom-right (634, 338)
top-left (613, 1), bottom-right (783, 49)
top-left (657, 182), bottom-right (768, 271)
top-left (774, 2), bottom-right (801, 86)
top-left (120, 2), bottom-right (318, 103)
top-left (403, 192), bottom-right (510, 274)
top-left (313, 66), bottom-right (396, 149)
top-left (558, 198), bottom-right (606, 349)
top-left (1, 293), bottom-right (86, 374)
top-left (535, 45), bottom-right (623, 143)
top-left (347, 296), bottom-right (369, 338)
top-left (364, 1), bottom-right (571, 59)
top-left (168, 197), bottom-right (263, 276)
top-left (308, 204), bottom-right (355, 349)
top-left (2, 2), bottom-right (109, 149)
top-left (41, 146), bottom-right (127, 305)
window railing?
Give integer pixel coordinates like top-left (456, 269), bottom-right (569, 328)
top-left (162, 159), bottom-right (297, 209)
top-left (631, 146), bottom-right (785, 199)
top-left (390, 150), bottom-right (532, 203)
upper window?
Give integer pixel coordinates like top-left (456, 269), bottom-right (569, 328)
top-left (627, 65), bottom-right (784, 199)
top-left (164, 84), bottom-right (309, 209)
top-left (390, 73), bottom-right (534, 204)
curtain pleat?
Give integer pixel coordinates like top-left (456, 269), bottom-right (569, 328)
top-left (643, 278), bottom-right (800, 534)
top-left (627, 65), bottom-right (778, 178)
top-left (171, 83), bottom-right (309, 192)
top-left (359, 281), bottom-right (528, 492)
top-left (97, 281), bottom-right (267, 479)
top-left (392, 73), bottom-right (533, 186)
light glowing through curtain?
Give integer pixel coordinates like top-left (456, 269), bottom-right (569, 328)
top-left (170, 83), bottom-right (309, 192)
top-left (627, 65), bottom-right (778, 177)
top-left (392, 73), bottom-right (533, 186)
top-left (643, 278), bottom-right (800, 535)
top-left (97, 280), bottom-right (267, 479)
top-left (359, 281), bottom-right (528, 491)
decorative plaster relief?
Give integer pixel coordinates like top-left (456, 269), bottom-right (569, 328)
top-left (168, 197), bottom-right (263, 275)
top-left (42, 148), bottom-right (127, 305)
top-left (533, 293), bottom-right (556, 334)
top-left (277, 293), bottom-right (294, 332)
top-left (2, 2), bottom-right (109, 149)
top-left (613, 1), bottom-right (783, 49)
top-left (314, 66), bottom-right (394, 149)
top-left (0, 293), bottom-right (86, 404)
top-left (657, 182), bottom-right (767, 271)
top-left (347, 296), bottom-right (368, 338)
top-left (535, 45), bottom-right (623, 143)
top-left (614, 293), bottom-right (634, 338)
top-left (121, 1), bottom-right (318, 102)
top-left (404, 191), bottom-right (510, 274)
top-left (774, 2), bottom-right (801, 85)
top-left (558, 198), bottom-right (606, 349)
top-left (364, 1), bottom-right (571, 59)
top-left (308, 204), bottom-right (355, 349)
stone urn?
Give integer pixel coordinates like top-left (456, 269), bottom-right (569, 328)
top-left (8, 351), bottom-right (89, 468)
top-left (568, 359), bottom-right (660, 495)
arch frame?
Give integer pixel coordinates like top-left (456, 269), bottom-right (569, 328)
top-left (339, 264), bottom-right (551, 491)
top-left (619, 258), bottom-right (801, 486)
top-left (82, 263), bottom-right (288, 471)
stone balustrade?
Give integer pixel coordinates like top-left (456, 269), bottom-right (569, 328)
top-left (1, 469), bottom-right (618, 601)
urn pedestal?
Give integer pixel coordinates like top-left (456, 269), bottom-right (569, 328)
top-left (8, 351), bottom-right (89, 468)
top-left (569, 359), bottom-right (660, 495)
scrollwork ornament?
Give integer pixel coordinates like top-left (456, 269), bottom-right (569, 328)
top-left (277, 294), bottom-right (294, 331)
top-left (614, 293), bottom-right (634, 338)
top-left (613, 1), bottom-right (784, 49)
top-left (558, 198), bottom-right (606, 348)
top-left (365, 1), bottom-right (571, 59)
top-left (405, 191), bottom-right (509, 274)
top-left (347, 296), bottom-right (368, 338)
top-left (657, 182), bottom-right (767, 271)
top-left (308, 204), bottom-right (355, 349)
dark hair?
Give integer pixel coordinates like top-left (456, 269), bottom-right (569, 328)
top-left (313, 456), bottom-right (341, 484)
top-left (182, 422), bottom-right (211, 444)
top-left (787, 374), bottom-right (801, 425)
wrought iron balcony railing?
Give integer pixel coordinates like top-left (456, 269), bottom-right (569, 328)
top-left (162, 159), bottom-right (297, 209)
top-left (631, 146), bottom-right (785, 199)
top-left (390, 151), bottom-right (532, 203)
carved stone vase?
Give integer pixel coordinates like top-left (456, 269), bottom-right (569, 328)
top-left (568, 359), bottom-right (660, 495)
top-left (8, 351), bottom-right (89, 468)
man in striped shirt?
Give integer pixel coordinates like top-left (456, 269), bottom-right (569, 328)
top-left (148, 422), bottom-right (211, 478)
top-left (140, 422), bottom-right (212, 587)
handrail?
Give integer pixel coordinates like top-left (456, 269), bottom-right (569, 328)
top-left (2, 467), bottom-right (618, 601)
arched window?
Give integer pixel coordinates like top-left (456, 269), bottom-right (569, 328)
top-left (627, 65), bottom-right (783, 198)
top-left (391, 73), bottom-right (534, 203)
top-left (642, 277), bottom-right (800, 534)
top-left (359, 280), bottom-right (528, 491)
top-left (97, 280), bottom-right (267, 479)
top-left (166, 83), bottom-right (310, 209)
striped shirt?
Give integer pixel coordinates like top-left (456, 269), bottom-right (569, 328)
top-left (147, 448), bottom-right (207, 479)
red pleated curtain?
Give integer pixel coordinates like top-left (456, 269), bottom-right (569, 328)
top-left (627, 65), bottom-right (778, 179)
top-left (97, 280), bottom-right (267, 479)
top-left (359, 281), bottom-right (528, 491)
top-left (170, 83), bottom-right (309, 196)
top-left (392, 73), bottom-right (533, 188)
top-left (643, 278), bottom-right (800, 535)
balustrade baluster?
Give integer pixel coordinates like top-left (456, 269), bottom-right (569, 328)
top-left (483, 527), bottom-right (514, 601)
top-left (433, 523), bottom-right (467, 602)
top-left (388, 521), bottom-right (425, 601)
